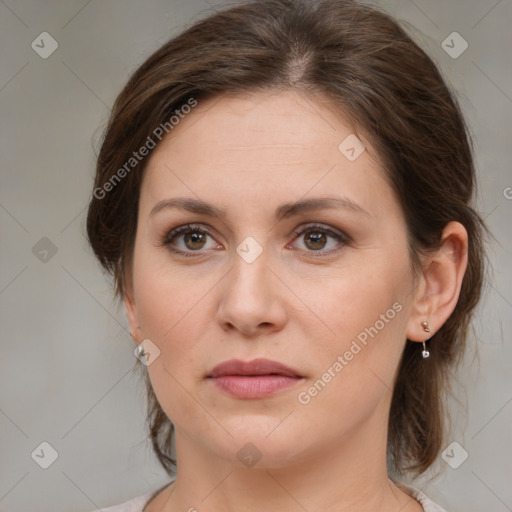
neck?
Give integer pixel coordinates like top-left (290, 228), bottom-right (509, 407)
top-left (152, 409), bottom-right (421, 512)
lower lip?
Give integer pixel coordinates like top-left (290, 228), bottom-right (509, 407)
top-left (208, 375), bottom-right (302, 398)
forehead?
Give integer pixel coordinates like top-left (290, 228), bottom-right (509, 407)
top-left (139, 90), bottom-right (392, 219)
top-left (149, 90), bottom-right (363, 164)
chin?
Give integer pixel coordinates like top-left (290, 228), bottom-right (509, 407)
top-left (210, 423), bottom-right (307, 469)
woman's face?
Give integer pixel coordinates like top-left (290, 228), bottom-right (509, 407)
top-left (125, 90), bottom-right (422, 468)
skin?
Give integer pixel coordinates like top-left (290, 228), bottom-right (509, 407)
top-left (124, 89), bottom-right (468, 512)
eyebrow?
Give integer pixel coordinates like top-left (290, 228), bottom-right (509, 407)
top-left (149, 196), bottom-right (371, 220)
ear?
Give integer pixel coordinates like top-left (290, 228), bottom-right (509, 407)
top-left (406, 221), bottom-right (468, 342)
top-left (124, 287), bottom-right (141, 344)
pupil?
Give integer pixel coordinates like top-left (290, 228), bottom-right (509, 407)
top-left (186, 232), bottom-right (205, 249)
top-left (306, 232), bottom-right (325, 250)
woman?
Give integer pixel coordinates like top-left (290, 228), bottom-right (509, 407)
top-left (86, 0), bottom-right (487, 510)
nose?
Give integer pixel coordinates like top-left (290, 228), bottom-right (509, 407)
top-left (216, 246), bottom-right (288, 337)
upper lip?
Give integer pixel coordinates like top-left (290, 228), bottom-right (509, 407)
top-left (207, 358), bottom-right (303, 378)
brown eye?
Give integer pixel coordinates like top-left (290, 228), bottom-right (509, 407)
top-left (182, 231), bottom-right (207, 250)
top-left (303, 231), bottom-right (328, 251)
top-left (291, 224), bottom-right (349, 256)
top-left (163, 224), bottom-right (218, 256)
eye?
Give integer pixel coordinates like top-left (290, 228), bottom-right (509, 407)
top-left (161, 224), bottom-right (220, 257)
top-left (161, 222), bottom-right (350, 258)
top-left (288, 223), bottom-right (349, 256)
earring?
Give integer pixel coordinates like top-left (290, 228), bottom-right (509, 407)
top-left (135, 344), bottom-right (145, 359)
top-left (421, 321), bottom-right (430, 358)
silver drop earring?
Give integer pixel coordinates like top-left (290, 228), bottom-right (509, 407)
top-left (136, 344), bottom-right (145, 358)
top-left (421, 321), bottom-right (430, 358)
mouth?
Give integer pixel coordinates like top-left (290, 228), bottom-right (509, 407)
top-left (207, 358), bottom-right (303, 378)
top-left (206, 358), bottom-right (304, 399)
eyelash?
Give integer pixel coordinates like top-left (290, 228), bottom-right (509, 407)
top-left (160, 223), bottom-right (350, 258)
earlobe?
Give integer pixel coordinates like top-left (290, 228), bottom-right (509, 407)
top-left (406, 221), bottom-right (468, 345)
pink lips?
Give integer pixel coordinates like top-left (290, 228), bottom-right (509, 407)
top-left (207, 358), bottom-right (304, 399)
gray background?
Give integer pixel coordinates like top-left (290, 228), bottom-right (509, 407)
top-left (0, 0), bottom-right (511, 510)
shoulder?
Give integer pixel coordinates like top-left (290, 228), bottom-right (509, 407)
top-left (87, 489), bottom-right (157, 512)
top-left (394, 480), bottom-right (449, 512)
top-left (87, 479), bottom-right (174, 512)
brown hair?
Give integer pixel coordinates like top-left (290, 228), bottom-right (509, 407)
top-left (86, 0), bottom-right (488, 479)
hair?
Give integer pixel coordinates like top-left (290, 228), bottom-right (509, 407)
top-left (86, 0), bottom-right (488, 480)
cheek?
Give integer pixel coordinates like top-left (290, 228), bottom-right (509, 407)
top-left (302, 253), bottom-right (412, 401)
top-left (293, 300), bottom-right (409, 451)
top-left (132, 242), bottom-right (207, 337)
top-left (132, 260), bottom-right (213, 429)
top-left (131, 246), bottom-right (219, 407)
top-left (314, 254), bottom-right (410, 343)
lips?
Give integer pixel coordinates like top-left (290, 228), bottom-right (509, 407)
top-left (207, 358), bottom-right (303, 379)
top-left (207, 358), bottom-right (304, 399)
